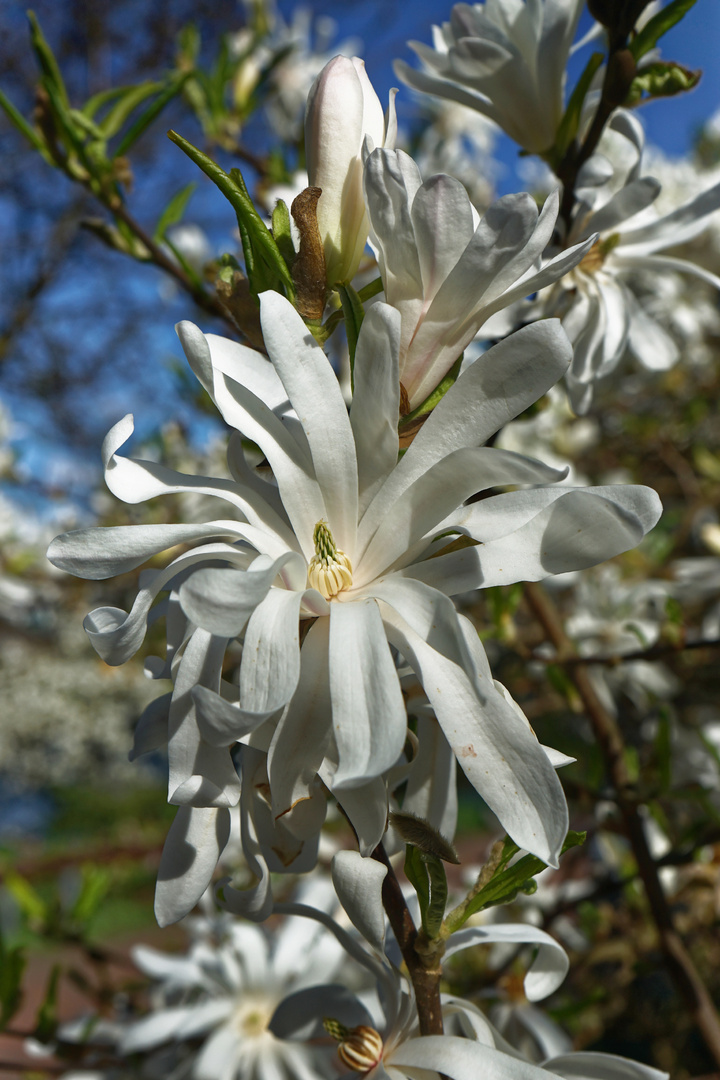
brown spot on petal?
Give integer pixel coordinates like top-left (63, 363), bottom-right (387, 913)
top-left (460, 745), bottom-right (477, 758)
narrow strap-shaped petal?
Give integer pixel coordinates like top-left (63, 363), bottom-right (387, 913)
top-left (350, 302), bottom-right (402, 513)
top-left (47, 520), bottom-right (255, 580)
top-left (581, 177), bottom-right (661, 239)
top-left (332, 850), bottom-right (388, 953)
top-left (358, 321), bottom-right (571, 552)
top-left (167, 628), bottom-right (240, 808)
top-left (329, 598), bottom-right (407, 788)
top-left (327, 771), bottom-right (390, 855)
top-left (154, 804), bottom-right (231, 927)
top-left (444, 923), bottom-right (568, 1001)
top-left (259, 291), bottom-right (359, 555)
top-left (544, 1051), bottom-right (668, 1080)
top-left (390, 1035), bottom-right (565, 1079)
top-left (375, 579), bottom-right (568, 865)
top-left (83, 542), bottom-right (250, 665)
top-left (403, 713), bottom-right (457, 842)
top-left (400, 485), bottom-right (661, 594)
top-left (356, 446), bottom-right (565, 580)
top-left (268, 617), bottom-right (332, 822)
top-left (178, 553), bottom-right (305, 638)
top-left (101, 414), bottom-right (295, 550)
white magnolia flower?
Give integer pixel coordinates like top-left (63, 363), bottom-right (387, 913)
top-left (562, 565), bottom-right (679, 716)
top-left (306, 56), bottom-right (396, 287)
top-left (540, 137), bottom-right (720, 412)
top-left (273, 852), bottom-right (665, 1080)
top-left (49, 292), bottom-right (661, 923)
top-left (363, 147), bottom-right (595, 409)
top-left (121, 884), bottom-right (347, 1080)
top-left (394, 0), bottom-right (586, 155)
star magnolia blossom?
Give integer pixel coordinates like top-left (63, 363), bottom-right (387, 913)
top-left (271, 852), bottom-right (667, 1080)
top-left (120, 880), bottom-right (347, 1080)
top-left (305, 55), bottom-right (396, 287)
top-left (394, 0), bottom-right (586, 155)
top-left (363, 147), bottom-right (596, 409)
top-left (542, 138), bottom-right (720, 412)
top-left (49, 292), bottom-right (661, 900)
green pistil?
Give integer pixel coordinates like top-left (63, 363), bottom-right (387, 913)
top-left (313, 520), bottom-right (337, 564)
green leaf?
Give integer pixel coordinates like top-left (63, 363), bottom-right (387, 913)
top-left (0, 925), bottom-right (25, 1032)
top-left (629, 0), bottom-right (699, 60)
top-left (271, 199), bottom-right (296, 269)
top-left (0, 87), bottom-right (53, 161)
top-left (390, 810), bottom-right (460, 863)
top-left (4, 870), bottom-right (47, 924)
top-left (627, 60), bottom-right (701, 105)
top-left (34, 964), bottom-right (60, 1045)
top-left (454, 831), bottom-right (586, 927)
top-left (98, 81), bottom-right (164, 139)
top-left (168, 130), bottom-right (294, 301)
top-left (27, 11), bottom-right (69, 107)
top-left (554, 52), bottom-right (605, 160)
top-left (114, 73), bottom-right (191, 158)
top-left (82, 84), bottom-right (134, 120)
top-left (423, 854), bottom-right (449, 938)
top-left (71, 865), bottom-right (111, 928)
top-left (404, 846), bottom-right (448, 939)
top-left (337, 282), bottom-right (365, 390)
top-left (154, 182), bottom-right (197, 241)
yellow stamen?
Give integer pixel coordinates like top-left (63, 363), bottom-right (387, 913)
top-left (307, 520), bottom-right (352, 600)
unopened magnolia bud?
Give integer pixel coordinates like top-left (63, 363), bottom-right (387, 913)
top-left (305, 56), bottom-right (395, 288)
top-left (337, 1025), bottom-right (384, 1073)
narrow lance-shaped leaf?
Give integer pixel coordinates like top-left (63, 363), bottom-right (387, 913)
top-left (154, 182), bottom-right (198, 242)
top-left (629, 0), bottom-right (699, 60)
top-left (0, 928), bottom-right (25, 1032)
top-left (554, 52), bottom-right (605, 161)
top-left (0, 87), bottom-right (53, 161)
top-left (271, 198), bottom-right (296, 269)
top-left (114, 72), bottom-right (191, 158)
top-left (99, 80), bottom-right (164, 138)
top-left (27, 11), bottom-right (69, 107)
top-left (446, 831), bottom-right (586, 933)
top-left (167, 130), bottom-right (295, 302)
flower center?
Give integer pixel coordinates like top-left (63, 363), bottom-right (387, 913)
top-left (324, 1019), bottom-right (384, 1073)
top-left (577, 232), bottom-right (621, 275)
top-left (307, 520), bottom-right (353, 600)
top-left (234, 996), bottom-right (274, 1037)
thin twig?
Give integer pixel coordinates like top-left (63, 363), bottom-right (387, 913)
top-left (371, 843), bottom-right (444, 1037)
top-left (531, 636), bottom-right (720, 668)
top-left (110, 200), bottom-right (234, 328)
top-left (525, 580), bottom-right (720, 1066)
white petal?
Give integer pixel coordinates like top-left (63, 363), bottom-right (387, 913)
top-left (259, 291), bottom-right (359, 555)
top-left (350, 302), bottom-right (402, 511)
top-left (358, 321), bottom-right (572, 555)
top-left (403, 714), bottom-right (458, 844)
top-left (47, 521), bottom-right (250, 580)
top-left (544, 1052), bottom-right (668, 1080)
top-left (268, 617), bottom-right (332, 821)
top-left (390, 1035), bottom-right (562, 1079)
top-left (168, 629), bottom-right (240, 808)
top-left (329, 598), bottom-right (407, 788)
top-left (444, 924), bottom-right (568, 1001)
top-left (332, 850), bottom-right (388, 953)
top-left (376, 580), bottom-right (568, 865)
top-left (154, 805), bottom-right (231, 927)
top-left (178, 553), bottom-right (304, 638)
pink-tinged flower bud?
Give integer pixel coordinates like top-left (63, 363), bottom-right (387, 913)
top-left (305, 56), bottom-right (396, 288)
